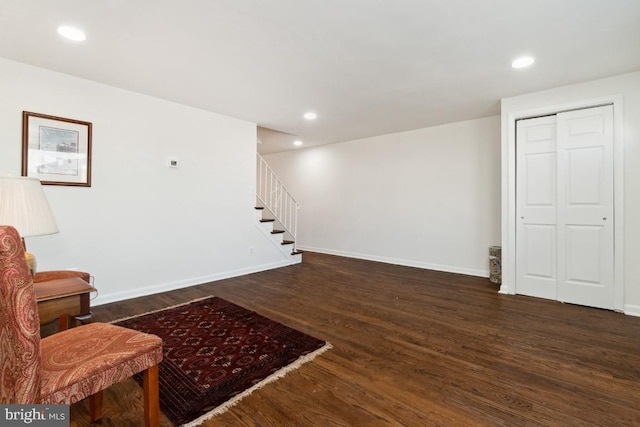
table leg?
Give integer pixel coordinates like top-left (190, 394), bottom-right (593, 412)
top-left (58, 314), bottom-right (70, 331)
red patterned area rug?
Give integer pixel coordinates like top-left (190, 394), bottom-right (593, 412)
top-left (113, 296), bottom-right (331, 426)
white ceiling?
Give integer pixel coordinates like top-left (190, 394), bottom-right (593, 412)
top-left (1, 1), bottom-right (639, 155)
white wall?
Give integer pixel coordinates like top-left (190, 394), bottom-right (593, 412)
top-left (0, 58), bottom-right (294, 305)
top-left (265, 116), bottom-right (501, 277)
top-left (501, 71), bottom-right (640, 315)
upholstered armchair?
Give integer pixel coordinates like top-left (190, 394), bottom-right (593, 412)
top-left (0, 225), bottom-right (163, 427)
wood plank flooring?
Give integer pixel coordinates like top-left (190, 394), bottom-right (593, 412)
top-left (71, 252), bottom-right (640, 426)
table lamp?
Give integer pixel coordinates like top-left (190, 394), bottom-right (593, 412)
top-left (0, 176), bottom-right (59, 275)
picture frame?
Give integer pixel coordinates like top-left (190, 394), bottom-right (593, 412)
top-left (22, 111), bottom-right (92, 187)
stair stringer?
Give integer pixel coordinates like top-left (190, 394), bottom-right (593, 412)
top-left (255, 208), bottom-right (302, 263)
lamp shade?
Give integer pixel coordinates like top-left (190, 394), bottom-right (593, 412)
top-left (0, 176), bottom-right (59, 237)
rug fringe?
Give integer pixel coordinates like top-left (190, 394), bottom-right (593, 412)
top-left (180, 341), bottom-right (334, 427)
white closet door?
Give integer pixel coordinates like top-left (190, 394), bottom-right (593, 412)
top-left (557, 105), bottom-right (614, 309)
top-left (515, 105), bottom-right (615, 309)
top-left (516, 115), bottom-right (558, 300)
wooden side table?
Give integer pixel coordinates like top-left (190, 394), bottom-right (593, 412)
top-left (34, 277), bottom-right (97, 331)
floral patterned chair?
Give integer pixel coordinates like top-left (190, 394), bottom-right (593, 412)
top-left (0, 225), bottom-right (163, 427)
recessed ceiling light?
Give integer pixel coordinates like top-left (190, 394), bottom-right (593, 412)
top-left (512, 56), bottom-right (535, 69)
top-left (303, 112), bottom-right (317, 120)
top-left (293, 140), bottom-right (303, 146)
top-left (57, 25), bottom-right (86, 42)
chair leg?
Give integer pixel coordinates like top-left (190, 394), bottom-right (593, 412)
top-left (89, 390), bottom-right (104, 421)
top-left (143, 364), bottom-right (160, 427)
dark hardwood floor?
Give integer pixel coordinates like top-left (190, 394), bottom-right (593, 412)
top-left (70, 252), bottom-right (640, 426)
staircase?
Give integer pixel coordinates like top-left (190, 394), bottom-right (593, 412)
top-left (256, 154), bottom-right (302, 262)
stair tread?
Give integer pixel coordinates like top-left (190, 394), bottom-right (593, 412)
top-left (253, 208), bottom-right (299, 256)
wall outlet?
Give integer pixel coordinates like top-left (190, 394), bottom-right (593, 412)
top-left (249, 246), bottom-right (255, 255)
top-left (167, 159), bottom-right (179, 168)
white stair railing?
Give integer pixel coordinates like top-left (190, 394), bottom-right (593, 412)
top-left (256, 153), bottom-right (299, 249)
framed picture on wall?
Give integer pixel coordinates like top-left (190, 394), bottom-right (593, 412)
top-left (22, 111), bottom-right (92, 186)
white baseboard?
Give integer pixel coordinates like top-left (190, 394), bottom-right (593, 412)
top-left (498, 283), bottom-right (512, 294)
top-left (297, 245), bottom-right (489, 278)
top-left (92, 259), bottom-right (297, 306)
top-left (623, 304), bottom-right (640, 317)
